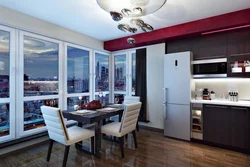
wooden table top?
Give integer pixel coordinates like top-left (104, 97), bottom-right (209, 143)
top-left (62, 107), bottom-right (123, 124)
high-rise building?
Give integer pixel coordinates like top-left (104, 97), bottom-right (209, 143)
top-left (96, 62), bottom-right (99, 80)
top-left (101, 66), bottom-right (106, 81)
top-left (105, 68), bottom-right (109, 81)
top-left (116, 67), bottom-right (119, 81)
top-left (119, 67), bottom-right (123, 80)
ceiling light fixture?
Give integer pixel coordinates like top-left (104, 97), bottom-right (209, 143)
top-left (97, 0), bottom-right (167, 44)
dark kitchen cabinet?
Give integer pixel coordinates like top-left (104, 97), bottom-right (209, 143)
top-left (166, 33), bottom-right (227, 60)
top-left (203, 104), bottom-right (250, 150)
top-left (227, 53), bottom-right (250, 78)
top-left (203, 105), bottom-right (232, 146)
top-left (231, 106), bottom-right (250, 149)
top-left (194, 32), bottom-right (227, 60)
top-left (227, 28), bottom-right (250, 55)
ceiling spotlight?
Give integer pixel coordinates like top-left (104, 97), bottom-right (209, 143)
top-left (130, 19), bottom-right (144, 27)
top-left (141, 23), bottom-right (154, 32)
top-left (117, 24), bottom-right (130, 32)
top-left (110, 11), bottom-right (123, 21)
top-left (127, 38), bottom-right (136, 44)
top-left (121, 8), bottom-right (131, 17)
top-left (128, 27), bottom-right (137, 33)
top-left (133, 7), bottom-right (143, 14)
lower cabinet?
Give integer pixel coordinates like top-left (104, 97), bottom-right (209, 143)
top-left (203, 105), bottom-right (231, 146)
top-left (231, 106), bottom-right (250, 149)
top-left (203, 104), bottom-right (250, 150)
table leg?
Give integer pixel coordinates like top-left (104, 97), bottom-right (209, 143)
top-left (95, 120), bottom-right (102, 159)
top-left (119, 113), bottom-right (123, 122)
top-left (75, 122), bottom-right (83, 148)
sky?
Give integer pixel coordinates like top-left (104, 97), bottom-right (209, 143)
top-left (0, 32), bottom-right (135, 80)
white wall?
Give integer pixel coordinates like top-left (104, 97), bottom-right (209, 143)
top-left (112, 43), bottom-right (165, 129)
top-left (139, 43), bottom-right (165, 129)
top-left (0, 6), bottom-right (103, 50)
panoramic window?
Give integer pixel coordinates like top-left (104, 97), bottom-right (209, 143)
top-left (0, 30), bottom-right (10, 137)
top-left (114, 54), bottom-right (126, 91)
top-left (67, 96), bottom-right (89, 111)
top-left (95, 53), bottom-right (109, 92)
top-left (23, 36), bottom-right (59, 97)
top-left (67, 46), bottom-right (90, 93)
top-left (23, 99), bottom-right (58, 131)
top-left (0, 30), bottom-right (10, 98)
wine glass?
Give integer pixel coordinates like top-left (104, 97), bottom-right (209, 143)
top-left (115, 97), bottom-right (119, 104)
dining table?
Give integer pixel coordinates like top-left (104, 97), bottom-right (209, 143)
top-left (62, 105), bottom-right (124, 159)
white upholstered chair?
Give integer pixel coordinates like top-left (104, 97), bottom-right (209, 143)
top-left (41, 106), bottom-right (94, 167)
top-left (124, 96), bottom-right (140, 104)
top-left (124, 96), bottom-right (140, 131)
top-left (101, 102), bottom-right (142, 158)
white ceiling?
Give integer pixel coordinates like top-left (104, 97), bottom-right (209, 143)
top-left (0, 0), bottom-right (249, 41)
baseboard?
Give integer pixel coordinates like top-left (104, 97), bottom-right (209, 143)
top-left (139, 125), bottom-right (164, 133)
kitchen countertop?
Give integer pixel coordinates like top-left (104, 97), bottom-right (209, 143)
top-left (191, 99), bottom-right (250, 107)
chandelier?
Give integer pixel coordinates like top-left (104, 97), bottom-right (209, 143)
top-left (97, 0), bottom-right (167, 44)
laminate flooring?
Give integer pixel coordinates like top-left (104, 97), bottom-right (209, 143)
top-left (0, 129), bottom-right (250, 167)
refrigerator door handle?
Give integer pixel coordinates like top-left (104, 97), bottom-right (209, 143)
top-left (163, 88), bottom-right (168, 104)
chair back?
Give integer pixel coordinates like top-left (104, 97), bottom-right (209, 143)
top-left (41, 106), bottom-right (69, 145)
top-left (124, 96), bottom-right (140, 104)
top-left (120, 102), bottom-right (142, 136)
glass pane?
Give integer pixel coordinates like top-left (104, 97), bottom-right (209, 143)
top-left (0, 103), bottom-right (10, 137)
top-left (230, 61), bottom-right (250, 73)
top-left (95, 53), bottom-right (109, 92)
top-left (95, 94), bottom-right (109, 104)
top-left (24, 36), bottom-right (59, 96)
top-left (114, 94), bottom-right (124, 104)
top-left (114, 55), bottom-right (126, 91)
top-left (24, 99), bottom-right (58, 131)
top-left (0, 30), bottom-right (10, 98)
top-left (67, 96), bottom-right (89, 111)
top-left (132, 53), bottom-right (136, 92)
top-left (67, 46), bottom-right (89, 93)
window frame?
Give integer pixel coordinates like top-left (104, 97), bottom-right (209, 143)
top-left (16, 31), bottom-right (63, 137)
top-left (0, 25), bottom-right (16, 143)
top-left (93, 50), bottom-right (111, 102)
top-left (63, 42), bottom-right (93, 110)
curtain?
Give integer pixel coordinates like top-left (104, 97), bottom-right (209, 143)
top-left (135, 48), bottom-right (148, 122)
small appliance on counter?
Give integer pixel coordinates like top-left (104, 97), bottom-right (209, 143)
top-left (195, 89), bottom-right (203, 100)
top-left (210, 91), bottom-right (215, 100)
top-left (228, 90), bottom-right (239, 102)
top-left (202, 88), bottom-right (210, 100)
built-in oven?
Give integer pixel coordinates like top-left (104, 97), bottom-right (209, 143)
top-left (192, 58), bottom-right (227, 78)
top-left (191, 103), bottom-right (203, 140)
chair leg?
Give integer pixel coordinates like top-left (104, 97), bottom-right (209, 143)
top-left (125, 134), bottom-right (128, 141)
top-left (91, 136), bottom-right (95, 154)
top-left (46, 139), bottom-right (54, 161)
top-left (136, 121), bottom-right (139, 131)
top-left (132, 130), bottom-right (138, 148)
top-left (119, 136), bottom-right (125, 159)
top-left (62, 146), bottom-right (70, 167)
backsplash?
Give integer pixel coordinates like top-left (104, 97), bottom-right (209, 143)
top-left (194, 78), bottom-right (250, 100)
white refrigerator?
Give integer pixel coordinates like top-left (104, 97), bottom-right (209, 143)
top-left (163, 51), bottom-right (194, 141)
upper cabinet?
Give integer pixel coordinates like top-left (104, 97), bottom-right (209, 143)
top-left (227, 29), bottom-right (250, 77)
top-left (227, 28), bottom-right (250, 55)
top-left (194, 32), bottom-right (227, 60)
top-left (166, 33), bottom-right (227, 60)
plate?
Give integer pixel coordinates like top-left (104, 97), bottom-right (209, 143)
top-left (75, 110), bottom-right (90, 114)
